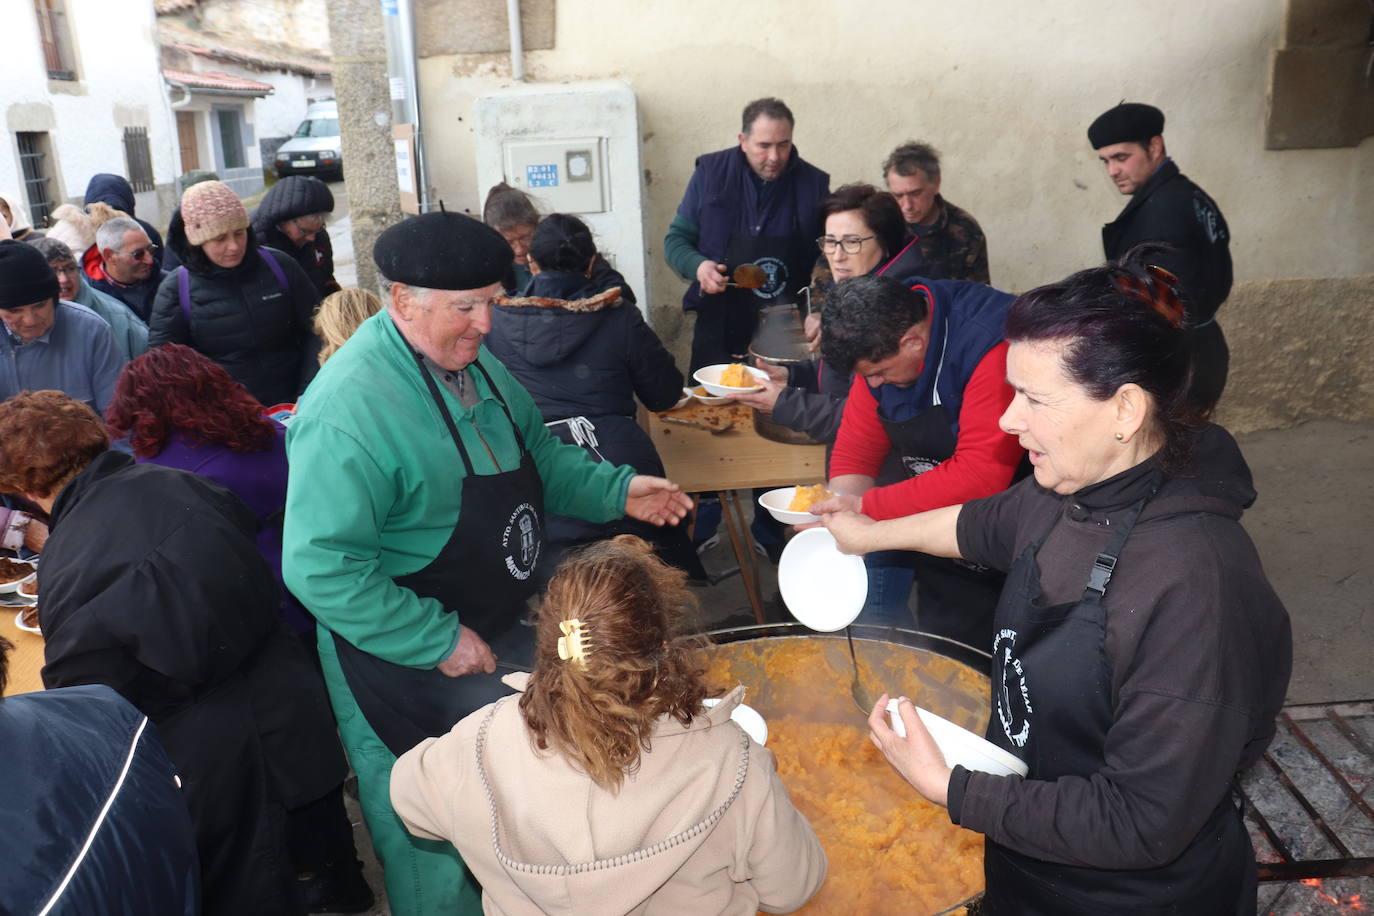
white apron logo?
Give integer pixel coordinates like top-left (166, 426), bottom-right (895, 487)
top-left (501, 503), bottom-right (540, 580)
top-left (993, 627), bottom-right (1033, 747)
top-left (751, 257), bottom-right (789, 299)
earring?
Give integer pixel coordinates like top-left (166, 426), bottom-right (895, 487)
top-left (1114, 432), bottom-right (1124, 441)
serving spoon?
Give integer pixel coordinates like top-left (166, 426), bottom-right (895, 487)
top-left (724, 263), bottom-right (768, 290)
top-left (845, 626), bottom-right (876, 714)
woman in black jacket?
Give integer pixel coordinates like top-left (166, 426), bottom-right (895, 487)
top-left (149, 180), bottom-right (320, 406)
top-left (0, 390), bottom-right (362, 916)
top-left (251, 175), bottom-right (339, 299)
top-left (486, 213), bottom-right (702, 577)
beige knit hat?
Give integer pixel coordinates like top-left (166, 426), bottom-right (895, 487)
top-left (180, 180), bottom-right (249, 246)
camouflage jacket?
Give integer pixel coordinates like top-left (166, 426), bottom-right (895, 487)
top-left (906, 195), bottom-right (990, 284)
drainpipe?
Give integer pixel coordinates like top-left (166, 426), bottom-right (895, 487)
top-left (382, 0), bottom-right (430, 209)
top-left (167, 79), bottom-right (193, 108)
top-left (506, 0), bottom-right (525, 81)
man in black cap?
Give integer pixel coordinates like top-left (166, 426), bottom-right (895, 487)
top-left (1089, 102), bottom-right (1232, 415)
top-left (282, 210), bottom-right (692, 916)
top-left (0, 239), bottom-right (123, 413)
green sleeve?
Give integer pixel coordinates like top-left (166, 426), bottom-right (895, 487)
top-left (489, 356), bottom-right (634, 521)
top-left (663, 213), bottom-right (707, 282)
top-left (283, 415), bottom-right (460, 668)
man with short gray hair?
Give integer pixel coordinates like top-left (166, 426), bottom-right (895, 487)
top-left (87, 216), bottom-right (164, 321)
top-left (28, 236), bottom-right (147, 362)
top-left (882, 141), bottom-right (990, 283)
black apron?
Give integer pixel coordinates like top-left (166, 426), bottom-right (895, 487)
top-left (871, 403), bottom-right (1003, 651)
top-left (689, 226), bottom-right (816, 372)
top-left (333, 357), bottom-right (544, 758)
top-left (981, 482), bottom-right (1254, 915)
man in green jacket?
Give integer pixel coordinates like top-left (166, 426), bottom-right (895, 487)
top-left (283, 211), bottom-right (691, 915)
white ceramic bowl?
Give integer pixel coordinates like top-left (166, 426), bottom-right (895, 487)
top-left (887, 698), bottom-right (1028, 777)
top-left (0, 561), bottom-right (37, 594)
top-left (14, 608), bottom-right (41, 635)
top-left (671, 388), bottom-right (693, 410)
top-left (758, 487), bottom-right (827, 525)
top-left (702, 697), bottom-right (768, 745)
top-left (693, 364), bottom-right (768, 397)
top-left (777, 528), bottom-right (868, 632)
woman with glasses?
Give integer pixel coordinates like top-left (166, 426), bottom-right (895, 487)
top-left (252, 175), bottom-right (340, 298)
top-left (149, 180), bottom-right (321, 406)
top-left (730, 183), bottom-right (924, 447)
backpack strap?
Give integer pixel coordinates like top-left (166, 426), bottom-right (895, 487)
top-left (259, 249), bottom-right (289, 293)
top-left (177, 266), bottom-right (191, 320)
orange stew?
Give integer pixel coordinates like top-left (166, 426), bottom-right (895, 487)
top-left (704, 637), bottom-right (987, 915)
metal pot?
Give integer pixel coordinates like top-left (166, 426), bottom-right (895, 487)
top-left (703, 623), bottom-right (989, 915)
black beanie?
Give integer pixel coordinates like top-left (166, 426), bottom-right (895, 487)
top-left (373, 211), bottom-right (513, 290)
top-left (0, 240), bottom-right (60, 309)
top-left (1087, 102), bottom-right (1165, 149)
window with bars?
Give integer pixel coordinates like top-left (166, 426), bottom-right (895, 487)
top-left (123, 127), bottom-right (155, 192)
top-left (16, 133), bottom-right (55, 229)
top-left (32, 0), bottom-right (77, 81)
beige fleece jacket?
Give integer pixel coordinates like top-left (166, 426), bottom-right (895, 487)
top-left (390, 684), bottom-right (826, 915)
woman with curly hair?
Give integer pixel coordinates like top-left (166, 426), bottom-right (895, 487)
top-left (104, 344), bottom-right (313, 632)
top-left (0, 390), bottom-right (354, 916)
top-left (391, 535), bottom-right (826, 915)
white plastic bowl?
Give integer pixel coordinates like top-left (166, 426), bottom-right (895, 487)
top-left (685, 385), bottom-right (732, 406)
top-left (777, 528), bottom-right (868, 632)
top-left (758, 487), bottom-right (827, 525)
top-left (702, 697), bottom-right (768, 745)
top-left (693, 364), bottom-right (768, 397)
top-left (887, 698), bottom-right (1028, 777)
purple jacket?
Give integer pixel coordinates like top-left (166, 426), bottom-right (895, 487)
top-left (140, 423), bottom-right (313, 633)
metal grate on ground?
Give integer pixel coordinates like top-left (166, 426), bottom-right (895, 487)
top-left (1243, 700), bottom-right (1373, 913)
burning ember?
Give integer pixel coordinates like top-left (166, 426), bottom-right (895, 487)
top-left (1298, 878), bottom-right (1365, 910)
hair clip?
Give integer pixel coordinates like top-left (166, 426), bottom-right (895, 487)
top-left (557, 618), bottom-right (592, 668)
top-left (1113, 265), bottom-right (1185, 329)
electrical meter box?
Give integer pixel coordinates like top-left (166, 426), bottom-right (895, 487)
top-left (503, 138), bottom-right (607, 214)
top-left (474, 81), bottom-right (646, 311)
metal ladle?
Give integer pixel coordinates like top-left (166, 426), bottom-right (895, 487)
top-left (845, 626), bottom-right (876, 714)
top-left (725, 263), bottom-right (768, 290)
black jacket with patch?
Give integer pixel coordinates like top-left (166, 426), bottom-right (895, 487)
top-left (1102, 159), bottom-right (1232, 323)
top-left (251, 176), bottom-right (339, 298)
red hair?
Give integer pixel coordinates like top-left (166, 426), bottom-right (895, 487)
top-left (105, 344), bottom-right (276, 458)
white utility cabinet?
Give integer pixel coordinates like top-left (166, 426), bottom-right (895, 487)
top-left (473, 81), bottom-right (646, 313)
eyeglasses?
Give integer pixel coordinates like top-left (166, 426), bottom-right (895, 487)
top-left (816, 235), bottom-right (875, 254)
top-left (51, 264), bottom-right (81, 276)
top-left (122, 246), bottom-right (155, 262)
top-left (293, 215), bottom-right (327, 234)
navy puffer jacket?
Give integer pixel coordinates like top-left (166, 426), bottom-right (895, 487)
top-left (84, 172), bottom-right (164, 265)
top-left (0, 684), bottom-right (200, 915)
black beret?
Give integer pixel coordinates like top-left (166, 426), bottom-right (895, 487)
top-left (0, 240), bottom-right (60, 310)
top-left (1087, 102), bottom-right (1165, 149)
top-left (373, 211), bottom-right (513, 290)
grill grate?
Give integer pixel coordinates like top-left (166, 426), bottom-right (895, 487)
top-left (1242, 700), bottom-right (1373, 912)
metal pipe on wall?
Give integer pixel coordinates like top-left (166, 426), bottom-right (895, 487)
top-left (507, 0), bottom-right (525, 81)
top-left (380, 0), bottom-right (430, 209)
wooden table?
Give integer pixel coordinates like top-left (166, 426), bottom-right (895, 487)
top-left (1, 607), bottom-right (44, 696)
top-left (647, 403), bottom-right (827, 622)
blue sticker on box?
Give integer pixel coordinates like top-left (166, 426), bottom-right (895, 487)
top-left (526, 164), bottom-right (559, 188)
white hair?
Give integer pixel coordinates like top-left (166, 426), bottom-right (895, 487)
top-left (95, 216), bottom-right (146, 254)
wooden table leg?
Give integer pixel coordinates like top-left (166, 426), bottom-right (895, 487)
top-left (719, 489), bottom-right (765, 624)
